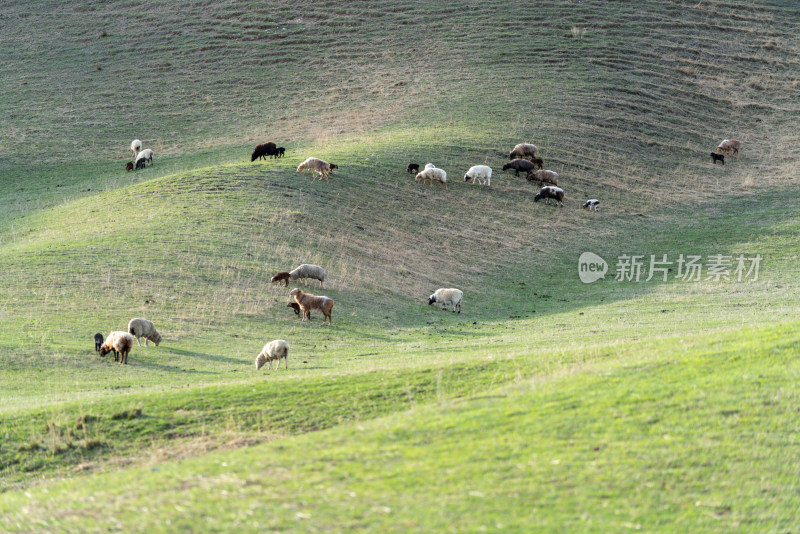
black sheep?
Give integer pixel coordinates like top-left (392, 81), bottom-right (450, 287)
top-left (275, 147), bottom-right (285, 158)
top-left (502, 158), bottom-right (537, 176)
top-left (94, 333), bottom-right (104, 352)
top-left (251, 142), bottom-right (277, 161)
top-left (710, 152), bottom-right (725, 165)
top-left (406, 163), bottom-right (420, 174)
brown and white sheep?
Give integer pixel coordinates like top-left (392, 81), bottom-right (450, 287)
top-left (99, 331), bottom-right (134, 364)
top-left (297, 157), bottom-right (338, 181)
top-left (716, 139), bottom-right (742, 156)
top-left (255, 339), bottom-right (289, 371)
top-left (271, 272), bottom-right (292, 287)
top-left (289, 288), bottom-right (334, 325)
top-left (534, 186), bottom-right (565, 207)
top-left (509, 143), bottom-right (538, 160)
top-left (526, 169), bottom-right (559, 186)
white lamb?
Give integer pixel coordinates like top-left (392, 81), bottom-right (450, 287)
top-left (127, 318), bottom-right (162, 347)
top-left (289, 264), bottom-right (326, 287)
top-left (463, 165), bottom-right (492, 186)
top-left (428, 288), bottom-right (463, 313)
top-left (130, 139), bottom-right (142, 158)
top-left (255, 339), bottom-right (289, 370)
top-left (415, 167), bottom-right (448, 190)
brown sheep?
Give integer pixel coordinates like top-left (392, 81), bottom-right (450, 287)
top-left (297, 157), bottom-right (338, 181)
top-left (509, 142), bottom-right (538, 160)
top-left (287, 301), bottom-right (303, 317)
top-left (125, 162), bottom-right (134, 172)
top-left (289, 288), bottom-right (334, 325)
top-left (99, 331), bottom-right (134, 364)
top-left (271, 272), bottom-right (292, 286)
top-left (526, 169), bottom-right (559, 186)
top-left (502, 158), bottom-right (537, 176)
top-left (716, 139), bottom-right (742, 156)
top-left (531, 157), bottom-right (544, 169)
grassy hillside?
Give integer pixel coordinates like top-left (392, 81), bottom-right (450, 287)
top-left (1, 0), bottom-right (799, 531)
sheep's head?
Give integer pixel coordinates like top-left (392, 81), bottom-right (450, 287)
top-left (463, 173), bottom-right (471, 182)
top-left (428, 294), bottom-right (437, 305)
top-left (329, 164), bottom-right (338, 170)
top-left (287, 302), bottom-right (301, 316)
top-left (289, 288), bottom-right (301, 298)
top-left (99, 344), bottom-right (111, 357)
top-left (255, 354), bottom-right (267, 370)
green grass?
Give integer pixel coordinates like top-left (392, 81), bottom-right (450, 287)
top-left (1, 0), bottom-right (800, 531)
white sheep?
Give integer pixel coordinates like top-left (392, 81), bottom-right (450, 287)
top-left (127, 318), bottom-right (162, 347)
top-left (255, 339), bottom-right (289, 370)
top-left (290, 264), bottom-right (326, 287)
top-left (424, 163), bottom-right (435, 170)
top-left (135, 148), bottom-right (153, 166)
top-left (428, 288), bottom-right (463, 313)
top-left (130, 139), bottom-right (142, 158)
top-left (463, 165), bottom-right (492, 186)
top-left (296, 157), bottom-right (338, 181)
top-left (415, 167), bottom-right (448, 190)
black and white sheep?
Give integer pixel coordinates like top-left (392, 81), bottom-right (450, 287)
top-left (290, 264), bottom-right (326, 287)
top-left (252, 142), bottom-right (277, 161)
top-left (135, 148), bottom-right (153, 167)
top-left (428, 288), bottom-right (463, 313)
top-left (583, 199), bottom-right (600, 212)
top-left (464, 165), bottom-right (492, 186)
top-left (127, 318), bottom-right (162, 347)
top-left (255, 339), bottom-right (289, 370)
top-left (534, 186), bottom-right (565, 207)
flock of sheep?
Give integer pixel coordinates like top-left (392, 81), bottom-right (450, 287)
top-left (102, 135), bottom-right (743, 371)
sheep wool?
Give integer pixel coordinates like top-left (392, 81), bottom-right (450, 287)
top-left (289, 264), bottom-right (326, 287)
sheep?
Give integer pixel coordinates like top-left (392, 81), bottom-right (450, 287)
top-left (502, 158), bottom-right (537, 177)
top-left (126, 162), bottom-right (134, 172)
top-left (424, 163), bottom-right (435, 170)
top-left (716, 139), bottom-right (742, 156)
top-left (127, 318), bottom-right (162, 347)
top-left (428, 288), bottom-right (463, 313)
top-left (289, 288), bottom-right (334, 325)
top-left (289, 264), bottom-right (326, 287)
top-left (99, 331), bottom-right (134, 364)
top-left (135, 159), bottom-right (146, 170)
top-left (271, 272), bottom-right (292, 287)
top-left (296, 157), bottom-right (337, 181)
top-left (531, 157), bottom-right (544, 170)
top-left (509, 143), bottom-right (538, 160)
top-left (135, 148), bottom-right (153, 167)
top-left (463, 165), bottom-right (492, 186)
top-left (415, 167), bottom-right (448, 189)
top-left (534, 186), bottom-right (565, 207)
top-left (276, 147), bottom-right (285, 158)
top-left (251, 142), bottom-right (277, 161)
top-left (583, 199), bottom-right (600, 212)
top-left (94, 333), bottom-right (104, 352)
top-left (287, 302), bottom-right (303, 317)
top-left (710, 152), bottom-right (725, 165)
top-left (130, 139), bottom-right (142, 158)
top-left (255, 339), bottom-right (289, 371)
top-left (406, 163), bottom-right (420, 174)
top-left (525, 169), bottom-right (559, 186)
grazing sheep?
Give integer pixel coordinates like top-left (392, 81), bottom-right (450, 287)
top-left (531, 157), bottom-right (544, 170)
top-left (135, 159), bottom-right (146, 170)
top-left (99, 331), bottom-right (134, 364)
top-left (502, 158), bottom-right (537, 177)
top-left (94, 333), bottom-right (104, 352)
top-left (127, 318), bottom-right (162, 347)
top-left (289, 288), bottom-right (334, 325)
top-left (255, 339), bottom-right (289, 371)
top-left (271, 272), bottom-right (292, 287)
top-left (126, 162), bottom-right (134, 172)
top-left (710, 152), bottom-right (725, 165)
top-left (534, 186), bottom-right (565, 207)
top-left (289, 264), bottom-right (326, 287)
top-left (428, 288), bottom-right (463, 313)
top-left (287, 301), bottom-right (303, 317)
top-left (296, 157), bottom-right (337, 181)
top-left (509, 143), bottom-right (538, 160)
top-left (464, 165), bottom-right (492, 186)
top-left (583, 199), bottom-right (600, 212)
top-left (415, 167), bottom-right (448, 189)
top-left (424, 163), bottom-right (435, 170)
top-left (130, 139), bottom-right (142, 158)
top-left (526, 169), bottom-right (559, 186)
top-left (135, 148), bottom-right (153, 167)
top-left (276, 147), bottom-right (285, 158)
top-left (716, 139), bottom-right (742, 156)
top-left (406, 163), bottom-right (420, 174)
top-left (251, 142), bottom-right (277, 161)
